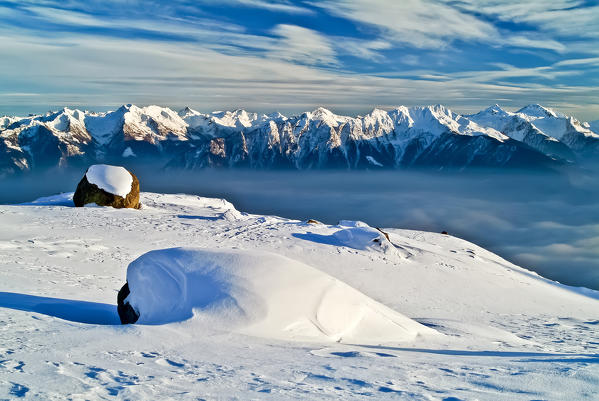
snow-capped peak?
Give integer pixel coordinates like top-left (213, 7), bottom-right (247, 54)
top-left (265, 111), bottom-right (287, 122)
top-left (178, 106), bottom-right (198, 117)
top-left (309, 107), bottom-right (337, 120)
top-left (364, 108), bottom-right (392, 121)
top-left (368, 108), bottom-right (390, 118)
top-left (298, 107), bottom-right (349, 128)
top-left (210, 109), bottom-right (258, 128)
top-left (517, 104), bottom-right (559, 119)
top-left (408, 105), bottom-right (456, 132)
top-left (480, 104), bottom-right (509, 116)
top-left (360, 109), bottom-right (396, 137)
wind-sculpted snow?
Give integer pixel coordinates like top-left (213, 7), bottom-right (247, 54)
top-left (2, 103), bottom-right (598, 176)
top-left (2, 192), bottom-right (599, 399)
top-left (125, 247), bottom-right (436, 343)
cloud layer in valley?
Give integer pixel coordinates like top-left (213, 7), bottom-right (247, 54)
top-left (3, 168), bottom-right (597, 291)
top-left (148, 169), bottom-right (598, 291)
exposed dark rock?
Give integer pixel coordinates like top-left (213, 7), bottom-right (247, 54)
top-left (117, 282), bottom-right (139, 324)
top-left (73, 167), bottom-right (140, 208)
top-left (306, 219), bottom-right (322, 225)
top-left (441, 231), bottom-right (448, 235)
top-left (375, 228), bottom-right (390, 242)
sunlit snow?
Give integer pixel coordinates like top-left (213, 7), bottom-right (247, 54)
top-left (85, 164), bottom-right (133, 197)
top-left (1, 192), bottom-right (598, 399)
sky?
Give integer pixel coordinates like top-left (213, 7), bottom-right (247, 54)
top-left (0, 0), bottom-right (598, 120)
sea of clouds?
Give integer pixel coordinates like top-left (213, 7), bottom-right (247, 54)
top-left (2, 167), bottom-right (598, 290)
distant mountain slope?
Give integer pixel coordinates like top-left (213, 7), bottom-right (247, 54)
top-left (1, 104), bottom-right (597, 175)
top-left (469, 104), bottom-right (598, 161)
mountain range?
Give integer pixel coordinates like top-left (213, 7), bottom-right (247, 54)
top-left (1, 104), bottom-right (598, 176)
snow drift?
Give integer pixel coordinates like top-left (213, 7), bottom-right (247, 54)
top-left (125, 247), bottom-right (436, 344)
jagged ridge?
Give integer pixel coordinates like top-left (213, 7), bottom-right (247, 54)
top-left (1, 103), bottom-right (598, 175)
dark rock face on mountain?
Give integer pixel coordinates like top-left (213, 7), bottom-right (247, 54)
top-left (73, 165), bottom-right (140, 209)
top-left (1, 103), bottom-right (597, 176)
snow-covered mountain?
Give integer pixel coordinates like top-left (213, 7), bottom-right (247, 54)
top-left (469, 104), bottom-right (598, 161)
top-left (2, 104), bottom-right (597, 175)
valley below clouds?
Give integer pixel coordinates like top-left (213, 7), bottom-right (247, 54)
top-left (3, 167), bottom-right (598, 290)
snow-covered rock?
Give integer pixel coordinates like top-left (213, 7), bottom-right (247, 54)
top-left (73, 164), bottom-right (140, 208)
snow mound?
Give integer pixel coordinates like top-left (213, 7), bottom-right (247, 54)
top-left (85, 164), bottom-right (133, 197)
top-left (125, 247), bottom-right (436, 344)
top-left (338, 220), bottom-right (369, 228)
top-left (334, 227), bottom-right (387, 250)
top-left (332, 222), bottom-right (399, 254)
top-left (21, 192), bottom-right (74, 206)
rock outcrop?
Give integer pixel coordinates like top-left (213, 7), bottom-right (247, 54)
top-left (117, 282), bottom-right (140, 324)
top-left (73, 164), bottom-right (140, 208)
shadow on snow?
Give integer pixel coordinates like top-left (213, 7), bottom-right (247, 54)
top-left (0, 291), bottom-right (120, 325)
top-left (350, 344), bottom-right (599, 363)
top-left (292, 232), bottom-right (342, 247)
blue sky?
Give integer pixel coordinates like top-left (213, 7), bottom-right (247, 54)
top-left (1, 0), bottom-right (598, 120)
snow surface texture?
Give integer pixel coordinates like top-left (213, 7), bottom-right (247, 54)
top-left (1, 192), bottom-right (599, 399)
top-left (85, 164), bottom-right (132, 197)
top-left (126, 247), bottom-right (435, 343)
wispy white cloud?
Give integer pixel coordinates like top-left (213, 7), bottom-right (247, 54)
top-left (314, 0), bottom-right (599, 56)
top-left (506, 35), bottom-right (566, 53)
top-left (1, 28), bottom-right (598, 120)
top-left (336, 38), bottom-right (392, 61)
top-left (312, 0), bottom-right (498, 49)
top-left (445, 0), bottom-right (599, 44)
top-left (200, 0), bottom-right (314, 15)
top-left (5, 3), bottom-right (248, 41)
top-left (23, 5), bottom-right (109, 27)
top-left (0, 0), bottom-right (598, 120)
top-left (268, 24), bottom-right (338, 66)
top-left (446, 62), bottom-right (583, 82)
top-left (554, 57), bottom-right (599, 67)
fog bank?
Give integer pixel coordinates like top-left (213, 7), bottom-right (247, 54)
top-left (2, 168), bottom-right (598, 290)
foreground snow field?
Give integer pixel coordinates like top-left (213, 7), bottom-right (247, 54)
top-left (1, 192), bottom-right (598, 400)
